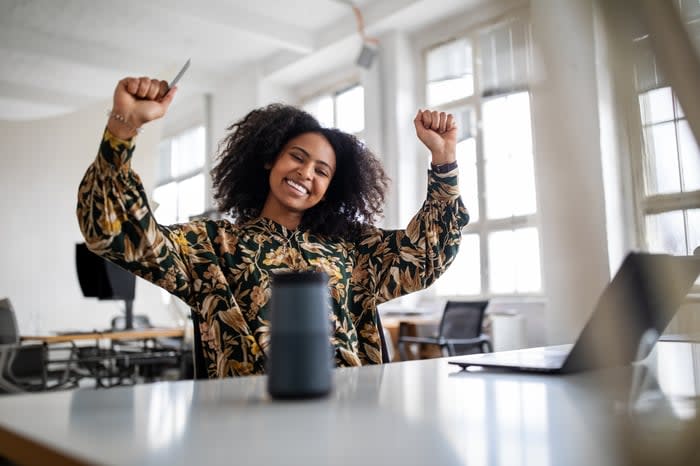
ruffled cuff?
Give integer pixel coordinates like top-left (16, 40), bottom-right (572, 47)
top-left (426, 167), bottom-right (460, 203)
top-left (98, 127), bottom-right (136, 170)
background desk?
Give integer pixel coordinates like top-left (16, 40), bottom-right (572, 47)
top-left (0, 342), bottom-right (698, 466)
top-left (20, 328), bottom-right (185, 344)
top-left (16, 328), bottom-right (188, 389)
top-left (380, 312), bottom-right (442, 360)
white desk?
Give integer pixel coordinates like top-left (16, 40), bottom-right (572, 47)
top-left (0, 342), bottom-right (698, 466)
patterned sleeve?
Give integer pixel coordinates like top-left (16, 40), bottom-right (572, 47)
top-left (354, 168), bottom-right (470, 304)
top-left (76, 129), bottom-right (197, 305)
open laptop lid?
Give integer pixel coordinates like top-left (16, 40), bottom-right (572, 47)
top-left (561, 252), bottom-right (700, 373)
top-left (449, 252), bottom-right (700, 374)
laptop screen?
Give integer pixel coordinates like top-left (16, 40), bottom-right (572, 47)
top-left (562, 253), bottom-right (700, 373)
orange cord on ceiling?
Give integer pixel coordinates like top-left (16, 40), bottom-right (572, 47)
top-left (351, 5), bottom-right (379, 45)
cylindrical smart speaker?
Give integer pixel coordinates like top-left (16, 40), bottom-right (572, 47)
top-left (267, 270), bottom-right (334, 399)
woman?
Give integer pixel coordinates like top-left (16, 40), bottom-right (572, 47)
top-left (77, 76), bottom-right (469, 378)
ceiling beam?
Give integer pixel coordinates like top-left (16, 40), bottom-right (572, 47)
top-left (261, 0), bottom-right (421, 81)
top-left (0, 25), bottom-right (160, 75)
top-left (261, 0), bottom-right (488, 83)
top-left (141, 0), bottom-right (316, 54)
top-left (316, 0), bottom-right (420, 46)
top-left (0, 79), bottom-right (95, 108)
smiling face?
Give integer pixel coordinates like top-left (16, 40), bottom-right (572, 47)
top-left (260, 132), bottom-right (336, 229)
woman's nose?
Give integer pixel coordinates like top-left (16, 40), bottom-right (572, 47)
top-left (297, 163), bottom-right (313, 179)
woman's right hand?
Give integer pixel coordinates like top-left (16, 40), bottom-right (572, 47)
top-left (107, 77), bottom-right (177, 139)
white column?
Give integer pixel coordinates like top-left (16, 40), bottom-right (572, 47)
top-left (204, 93), bottom-right (215, 212)
top-left (530, 0), bottom-right (612, 344)
top-left (372, 30), bottom-right (419, 229)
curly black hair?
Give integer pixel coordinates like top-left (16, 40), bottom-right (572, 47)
top-left (211, 103), bottom-right (389, 240)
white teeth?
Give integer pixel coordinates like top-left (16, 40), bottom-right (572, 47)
top-left (285, 179), bottom-right (308, 194)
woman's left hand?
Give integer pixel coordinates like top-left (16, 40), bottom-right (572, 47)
top-left (413, 109), bottom-right (457, 165)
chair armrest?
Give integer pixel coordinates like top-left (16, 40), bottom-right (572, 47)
top-left (443, 335), bottom-right (491, 345)
top-left (397, 336), bottom-right (442, 345)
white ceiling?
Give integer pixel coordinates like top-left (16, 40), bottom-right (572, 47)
top-left (0, 0), bottom-right (481, 121)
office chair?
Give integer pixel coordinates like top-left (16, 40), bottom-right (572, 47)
top-left (0, 298), bottom-right (79, 392)
top-left (109, 313), bottom-right (187, 386)
top-left (398, 300), bottom-right (492, 360)
top-left (376, 312), bottom-right (392, 363)
top-left (190, 310), bottom-right (208, 379)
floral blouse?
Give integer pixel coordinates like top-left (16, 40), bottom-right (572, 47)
top-left (77, 129), bottom-right (469, 378)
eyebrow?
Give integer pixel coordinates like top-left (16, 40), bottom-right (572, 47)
top-left (290, 145), bottom-right (335, 172)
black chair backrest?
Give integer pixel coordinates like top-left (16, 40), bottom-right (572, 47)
top-left (0, 298), bottom-right (19, 345)
top-left (439, 300), bottom-right (489, 341)
top-left (189, 310), bottom-right (208, 379)
top-left (376, 313), bottom-right (391, 363)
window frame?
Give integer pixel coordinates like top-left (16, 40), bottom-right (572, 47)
top-left (632, 86), bottom-right (700, 263)
top-left (301, 81), bottom-right (365, 140)
top-left (628, 33), bottom-right (700, 261)
top-left (421, 21), bottom-right (543, 300)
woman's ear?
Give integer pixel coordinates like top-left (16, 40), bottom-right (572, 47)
top-left (264, 162), bottom-right (271, 170)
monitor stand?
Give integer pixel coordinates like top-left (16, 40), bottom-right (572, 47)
top-left (124, 299), bottom-right (134, 330)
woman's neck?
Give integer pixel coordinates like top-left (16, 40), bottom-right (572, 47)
top-left (260, 204), bottom-right (302, 231)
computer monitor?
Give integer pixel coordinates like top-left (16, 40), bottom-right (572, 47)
top-left (75, 243), bottom-right (136, 329)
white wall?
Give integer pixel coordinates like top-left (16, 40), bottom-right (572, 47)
top-left (0, 102), bottom-right (174, 334)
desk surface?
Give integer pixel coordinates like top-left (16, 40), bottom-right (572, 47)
top-left (0, 342), bottom-right (698, 466)
top-left (19, 328), bottom-right (185, 344)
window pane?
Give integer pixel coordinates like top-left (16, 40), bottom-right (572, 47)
top-left (633, 38), bottom-right (664, 92)
top-left (480, 18), bottom-right (530, 97)
top-left (427, 78), bottom-right (474, 107)
top-left (678, 120), bottom-right (700, 192)
top-left (644, 122), bottom-right (681, 194)
top-left (435, 234), bottom-right (480, 295)
top-left (482, 95), bottom-right (509, 159)
top-left (335, 85), bottom-right (364, 134)
top-left (483, 93), bottom-right (536, 219)
top-left (158, 140), bottom-right (171, 183)
top-left (688, 209), bottom-right (700, 256)
top-left (171, 126), bottom-right (205, 177)
top-left (303, 95), bottom-right (334, 128)
top-left (454, 107), bottom-right (476, 141)
top-left (484, 158), bottom-right (513, 219)
top-left (153, 182), bottom-right (177, 225)
top-left (639, 87), bottom-right (674, 125)
top-left (645, 211), bottom-right (686, 255)
top-left (680, 0), bottom-right (700, 22)
top-left (512, 158), bottom-right (537, 217)
top-left (426, 38), bottom-right (473, 105)
top-left (177, 174), bottom-right (205, 222)
top-left (674, 93), bottom-right (685, 119)
top-left (456, 138), bottom-right (479, 222)
top-left (508, 93), bottom-right (533, 155)
top-left (489, 228), bottom-right (541, 294)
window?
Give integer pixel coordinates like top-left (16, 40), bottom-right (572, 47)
top-left (303, 84), bottom-right (365, 137)
top-left (428, 17), bottom-right (541, 297)
top-left (426, 38), bottom-right (474, 106)
top-left (631, 2), bottom-right (700, 276)
top-left (638, 87), bottom-right (700, 258)
top-left (153, 126), bottom-right (207, 225)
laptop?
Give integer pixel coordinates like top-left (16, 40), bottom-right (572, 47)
top-left (449, 252), bottom-right (700, 374)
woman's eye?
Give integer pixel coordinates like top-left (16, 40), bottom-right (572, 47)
top-left (316, 169), bottom-right (329, 177)
top-left (290, 153), bottom-right (303, 161)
